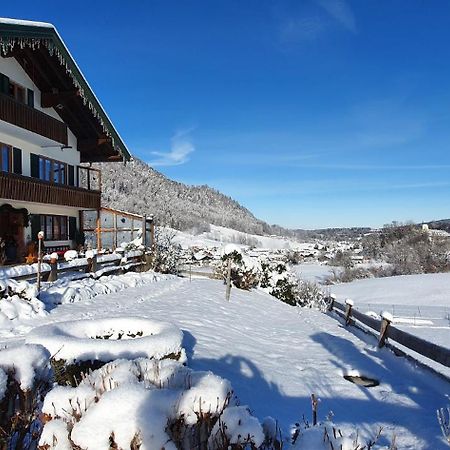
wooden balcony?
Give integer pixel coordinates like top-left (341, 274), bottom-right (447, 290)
top-left (0, 171), bottom-right (100, 209)
top-left (0, 92), bottom-right (68, 145)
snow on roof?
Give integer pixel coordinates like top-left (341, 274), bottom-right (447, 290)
top-left (0, 17), bottom-right (131, 160)
top-left (0, 17), bottom-right (54, 28)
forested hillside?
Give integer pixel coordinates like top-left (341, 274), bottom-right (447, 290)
top-left (96, 158), bottom-right (272, 234)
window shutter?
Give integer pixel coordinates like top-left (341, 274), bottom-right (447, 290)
top-left (68, 165), bottom-right (75, 186)
top-left (27, 89), bottom-right (34, 107)
top-left (13, 148), bottom-right (22, 175)
top-left (68, 216), bottom-right (77, 240)
top-left (30, 215), bottom-right (41, 242)
top-left (30, 153), bottom-right (39, 178)
top-left (0, 73), bottom-right (9, 95)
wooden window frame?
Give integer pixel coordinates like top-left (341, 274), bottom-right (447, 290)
top-left (38, 155), bottom-right (67, 186)
top-left (0, 142), bottom-right (12, 173)
top-left (8, 80), bottom-right (26, 104)
top-left (39, 214), bottom-right (69, 241)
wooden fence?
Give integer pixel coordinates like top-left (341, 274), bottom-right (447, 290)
top-left (1, 252), bottom-right (150, 284)
top-left (327, 296), bottom-right (450, 369)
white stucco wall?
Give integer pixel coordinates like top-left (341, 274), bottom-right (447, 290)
top-left (0, 198), bottom-right (79, 246)
top-left (0, 54), bottom-right (79, 166)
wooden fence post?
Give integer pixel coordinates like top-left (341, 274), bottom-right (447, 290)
top-left (225, 257), bottom-right (232, 301)
top-left (36, 231), bottom-right (44, 293)
top-left (345, 298), bottom-right (354, 326)
top-left (327, 293), bottom-right (336, 311)
top-left (311, 394), bottom-right (318, 426)
top-left (47, 253), bottom-right (59, 282)
top-left (378, 312), bottom-right (393, 348)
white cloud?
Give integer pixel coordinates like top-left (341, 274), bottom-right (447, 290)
top-left (148, 130), bottom-right (195, 167)
top-left (316, 0), bottom-right (357, 33)
top-left (279, 0), bottom-right (356, 43)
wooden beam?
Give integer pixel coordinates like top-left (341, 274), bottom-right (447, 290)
top-left (41, 89), bottom-right (80, 108)
top-left (77, 136), bottom-right (112, 152)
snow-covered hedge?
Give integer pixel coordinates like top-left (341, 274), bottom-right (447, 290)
top-left (26, 317), bottom-right (186, 365)
top-left (40, 358), bottom-right (264, 450)
top-left (0, 279), bottom-right (47, 324)
top-left (0, 344), bottom-right (52, 449)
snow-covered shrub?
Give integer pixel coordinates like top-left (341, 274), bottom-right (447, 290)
top-left (0, 279), bottom-right (47, 324)
top-left (26, 317), bottom-right (186, 385)
top-left (216, 245), bottom-right (261, 290)
top-left (260, 260), bottom-right (299, 306)
top-left (0, 344), bottom-right (52, 450)
top-left (39, 357), bottom-right (263, 450)
top-left (296, 281), bottom-right (327, 309)
top-left (149, 228), bottom-right (181, 274)
top-left (208, 406), bottom-right (265, 449)
top-left (291, 416), bottom-right (386, 450)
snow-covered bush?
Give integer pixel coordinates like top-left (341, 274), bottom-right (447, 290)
top-left (39, 357), bottom-right (264, 450)
top-left (0, 279), bottom-right (47, 324)
top-left (296, 280), bottom-right (327, 310)
top-left (149, 228), bottom-right (181, 274)
top-left (0, 344), bottom-right (52, 450)
top-left (216, 245), bottom-right (261, 290)
top-left (291, 415), bottom-right (387, 450)
top-left (260, 260), bottom-right (299, 306)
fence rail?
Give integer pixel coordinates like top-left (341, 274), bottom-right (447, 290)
top-left (328, 297), bottom-right (450, 368)
top-left (0, 252), bottom-right (150, 284)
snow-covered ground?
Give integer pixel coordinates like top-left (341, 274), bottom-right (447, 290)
top-left (329, 273), bottom-right (450, 349)
top-left (2, 274), bottom-right (449, 448)
top-left (293, 263), bottom-right (335, 284)
top-left (172, 224), bottom-right (305, 250)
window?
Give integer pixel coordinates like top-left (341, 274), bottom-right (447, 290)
top-left (0, 143), bottom-right (12, 172)
top-left (8, 80), bottom-right (26, 104)
top-left (36, 155), bottom-right (67, 185)
top-left (40, 215), bottom-right (69, 241)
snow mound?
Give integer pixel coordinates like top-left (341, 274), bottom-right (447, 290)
top-left (0, 343), bottom-right (51, 391)
top-left (40, 358), bottom-right (250, 450)
top-left (39, 271), bottom-right (166, 306)
top-left (26, 317), bottom-right (185, 364)
top-left (0, 279), bottom-right (47, 323)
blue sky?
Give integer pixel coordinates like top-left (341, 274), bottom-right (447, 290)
top-left (4, 1), bottom-right (450, 228)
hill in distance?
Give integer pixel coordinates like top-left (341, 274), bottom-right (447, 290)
top-left (96, 158), bottom-right (274, 235)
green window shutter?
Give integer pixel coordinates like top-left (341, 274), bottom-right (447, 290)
top-left (30, 153), bottom-right (39, 178)
top-left (0, 73), bottom-right (9, 95)
top-left (68, 216), bottom-right (77, 240)
top-left (68, 165), bottom-right (75, 186)
top-left (30, 215), bottom-right (41, 241)
top-left (13, 147), bottom-right (22, 175)
top-left (27, 89), bottom-right (34, 107)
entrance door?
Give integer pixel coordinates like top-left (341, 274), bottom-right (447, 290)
top-left (0, 205), bottom-right (26, 264)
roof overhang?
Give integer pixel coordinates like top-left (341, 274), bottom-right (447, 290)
top-left (0, 18), bottom-right (131, 162)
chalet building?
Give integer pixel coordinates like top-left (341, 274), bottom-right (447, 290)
top-left (0, 18), bottom-right (131, 264)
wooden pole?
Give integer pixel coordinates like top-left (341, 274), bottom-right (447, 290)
top-left (36, 231), bottom-right (44, 294)
top-left (311, 394), bottom-right (318, 426)
top-left (225, 257), bottom-right (232, 301)
top-left (378, 312), bottom-right (393, 348)
top-left (96, 209), bottom-right (101, 250)
top-left (47, 253), bottom-right (58, 282)
top-left (344, 299), bottom-right (354, 326)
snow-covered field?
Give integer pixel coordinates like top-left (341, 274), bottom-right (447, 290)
top-left (172, 224), bottom-right (304, 250)
top-left (2, 273), bottom-right (449, 448)
top-left (293, 263), bottom-right (335, 284)
top-left (329, 273), bottom-right (450, 349)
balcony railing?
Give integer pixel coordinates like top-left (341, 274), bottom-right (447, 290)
top-left (0, 93), bottom-right (68, 145)
top-left (0, 171), bottom-right (100, 209)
